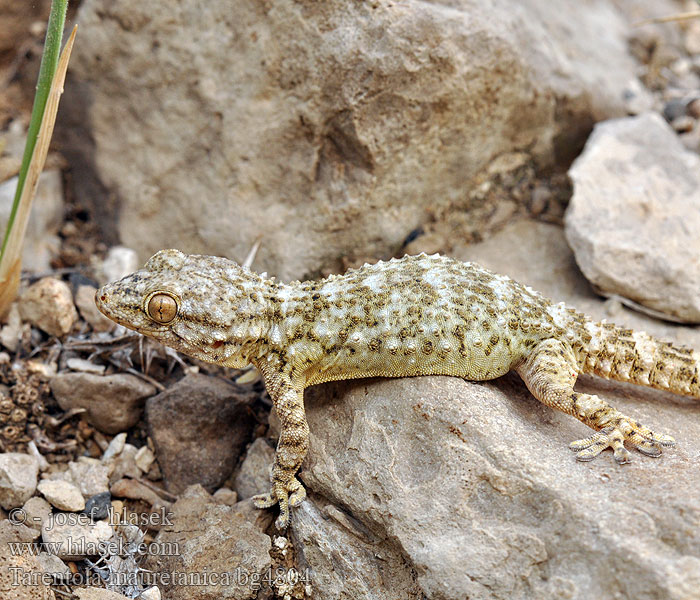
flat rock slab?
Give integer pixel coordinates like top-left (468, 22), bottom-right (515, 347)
top-left (301, 375), bottom-right (700, 600)
top-left (566, 112), bottom-right (700, 323)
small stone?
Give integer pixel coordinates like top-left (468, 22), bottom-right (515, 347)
top-left (36, 551), bottom-right (71, 580)
top-left (0, 303), bottom-right (27, 353)
top-left (83, 491), bottom-right (112, 520)
top-left (68, 458), bottom-right (111, 497)
top-left (38, 479), bottom-right (85, 511)
top-left (100, 246), bottom-right (139, 285)
top-left (0, 453), bottom-right (39, 509)
top-left (75, 284), bottom-right (115, 332)
top-left (66, 357), bottom-right (106, 374)
top-left (21, 496), bottom-right (52, 532)
top-left (73, 588), bottom-right (131, 600)
top-left (234, 438), bottom-right (275, 500)
top-left (140, 587), bottom-right (161, 600)
top-left (110, 443), bottom-right (142, 482)
top-left (670, 115), bottom-right (695, 134)
top-left (24, 360), bottom-right (57, 379)
top-left (134, 446), bottom-right (155, 473)
top-left (19, 278), bottom-right (78, 337)
top-left (688, 98), bottom-right (700, 119)
top-left (50, 373), bottom-right (156, 434)
top-left (41, 513), bottom-right (113, 560)
top-left (621, 78), bottom-right (653, 115)
top-left (146, 374), bottom-right (254, 494)
top-left (212, 487), bottom-right (238, 506)
top-left (102, 432), bottom-right (127, 462)
top-left (110, 478), bottom-right (164, 507)
top-left (663, 98), bottom-right (688, 122)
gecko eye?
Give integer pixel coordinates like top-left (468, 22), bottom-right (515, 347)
top-left (146, 293), bottom-right (178, 324)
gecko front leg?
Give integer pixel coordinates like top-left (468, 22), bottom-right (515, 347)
top-left (252, 370), bottom-right (309, 529)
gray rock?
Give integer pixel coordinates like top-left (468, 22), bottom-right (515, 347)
top-left (0, 453), bottom-right (39, 509)
top-left (73, 589), bottom-right (131, 600)
top-left (565, 112), bottom-right (700, 323)
top-left (212, 487), bottom-right (238, 506)
top-left (144, 485), bottom-right (272, 600)
top-left (301, 375), bottom-right (700, 600)
top-left (83, 491), bottom-right (112, 520)
top-left (21, 496), bottom-right (52, 533)
top-left (146, 374), bottom-right (254, 494)
top-left (74, 284), bottom-right (116, 332)
top-left (0, 518), bottom-right (55, 600)
top-left (234, 438), bottom-right (275, 500)
top-left (36, 551), bottom-right (71, 581)
top-left (0, 170), bottom-right (63, 274)
top-left (67, 0), bottom-right (661, 280)
top-left (19, 278), bottom-right (78, 337)
top-left (108, 443), bottom-right (142, 483)
top-left (99, 246), bottom-right (139, 286)
top-left (68, 458), bottom-right (111, 497)
top-left (290, 497), bottom-right (422, 600)
top-left (37, 479), bottom-right (85, 512)
top-left (50, 372), bottom-right (156, 434)
top-left (41, 513), bottom-right (113, 560)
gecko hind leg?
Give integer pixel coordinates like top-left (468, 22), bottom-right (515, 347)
top-left (516, 338), bottom-right (676, 463)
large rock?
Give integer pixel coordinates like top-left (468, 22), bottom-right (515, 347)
top-left (566, 112), bottom-right (700, 323)
top-left (65, 0), bottom-right (669, 280)
top-left (0, 518), bottom-right (55, 600)
top-left (0, 453), bottom-right (39, 510)
top-left (146, 374), bottom-right (255, 494)
top-left (301, 375), bottom-right (700, 600)
top-left (144, 486), bottom-right (272, 600)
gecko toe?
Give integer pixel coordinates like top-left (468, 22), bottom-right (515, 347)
top-left (252, 492), bottom-right (277, 509)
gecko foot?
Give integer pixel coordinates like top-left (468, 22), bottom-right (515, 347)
top-left (252, 476), bottom-right (306, 529)
top-left (569, 420), bottom-right (676, 464)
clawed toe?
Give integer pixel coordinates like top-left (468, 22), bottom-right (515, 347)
top-left (570, 422), bottom-right (675, 464)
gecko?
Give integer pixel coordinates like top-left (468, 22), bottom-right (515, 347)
top-left (95, 249), bottom-right (697, 529)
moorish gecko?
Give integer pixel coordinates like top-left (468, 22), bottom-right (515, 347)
top-left (96, 250), bottom-right (696, 528)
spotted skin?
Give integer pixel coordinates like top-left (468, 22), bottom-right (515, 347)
top-left (95, 250), bottom-right (698, 528)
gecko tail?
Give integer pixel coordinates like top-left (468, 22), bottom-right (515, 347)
top-left (580, 321), bottom-right (700, 398)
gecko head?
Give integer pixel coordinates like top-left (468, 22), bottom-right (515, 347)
top-left (95, 249), bottom-right (270, 367)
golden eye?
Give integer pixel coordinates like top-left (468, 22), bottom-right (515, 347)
top-left (147, 293), bottom-right (178, 324)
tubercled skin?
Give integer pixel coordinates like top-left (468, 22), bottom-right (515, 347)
top-left (96, 250), bottom-right (696, 528)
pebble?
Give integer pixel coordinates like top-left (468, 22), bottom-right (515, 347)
top-left (66, 357), bottom-right (106, 374)
top-left (110, 443), bottom-right (142, 481)
top-left (234, 438), bottom-right (275, 500)
top-left (68, 458), bottom-right (111, 497)
top-left (110, 478), bottom-right (164, 507)
top-left (670, 115), bottom-right (695, 134)
top-left (74, 284), bottom-right (115, 332)
top-left (663, 98), bottom-right (688, 122)
top-left (41, 513), bottom-right (113, 560)
top-left (212, 487), bottom-right (238, 506)
top-left (73, 588), bottom-right (132, 600)
top-left (134, 446), bottom-right (155, 473)
top-left (0, 303), bottom-right (26, 352)
top-left (102, 432), bottom-right (127, 462)
top-left (140, 587), bottom-right (162, 600)
top-left (19, 278), bottom-right (78, 337)
top-left (50, 372), bottom-right (156, 434)
top-left (37, 479), bottom-right (85, 512)
top-left (83, 491), bottom-right (112, 520)
top-left (21, 496), bottom-right (52, 532)
top-left (0, 453), bottom-right (39, 509)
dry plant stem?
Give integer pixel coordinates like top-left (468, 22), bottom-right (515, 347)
top-left (634, 11), bottom-right (700, 26)
top-left (0, 25), bottom-right (77, 318)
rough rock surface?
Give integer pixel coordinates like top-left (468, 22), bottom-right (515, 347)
top-left (0, 518), bottom-right (55, 600)
top-left (145, 486), bottom-right (272, 600)
top-left (0, 453), bottom-right (39, 509)
top-left (287, 220), bottom-right (700, 600)
top-left (291, 498), bottom-right (423, 599)
top-left (234, 438), bottom-right (275, 500)
top-left (566, 112), bottom-right (700, 323)
top-left (37, 479), bottom-right (85, 512)
top-left (146, 374), bottom-right (254, 494)
top-left (19, 278), bottom-right (78, 337)
top-left (72, 589), bottom-right (131, 600)
top-left (66, 0), bottom-right (667, 280)
top-left (41, 513), bottom-right (113, 561)
top-left (50, 372), bottom-right (156, 434)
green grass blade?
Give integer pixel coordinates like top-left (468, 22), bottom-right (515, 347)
top-left (0, 0), bottom-right (68, 263)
